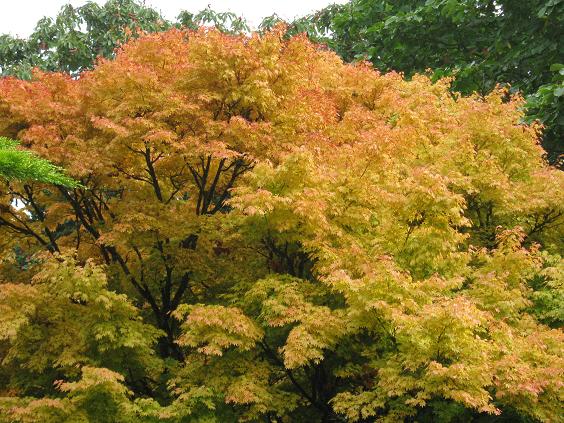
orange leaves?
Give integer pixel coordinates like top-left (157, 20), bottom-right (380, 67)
top-left (0, 26), bottom-right (562, 422)
top-left (492, 327), bottom-right (564, 422)
top-left (90, 116), bottom-right (130, 138)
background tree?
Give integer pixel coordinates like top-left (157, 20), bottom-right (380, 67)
top-left (0, 0), bottom-right (168, 78)
top-left (0, 28), bottom-right (562, 422)
top-left (0, 0), bottom-right (250, 79)
top-left (525, 63), bottom-right (564, 164)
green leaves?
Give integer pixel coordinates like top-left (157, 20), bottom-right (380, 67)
top-left (525, 64), bottom-right (564, 164)
top-left (0, 137), bottom-right (78, 186)
top-left (177, 7), bottom-right (250, 34)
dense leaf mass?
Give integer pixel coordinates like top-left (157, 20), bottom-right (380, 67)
top-left (0, 28), bottom-right (562, 422)
top-left (311, 0), bottom-right (564, 165)
top-left (1, 0), bottom-right (561, 165)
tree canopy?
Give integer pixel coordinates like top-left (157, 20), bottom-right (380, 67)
top-left (307, 0), bottom-right (564, 164)
top-left (1, 0), bottom-right (560, 162)
top-left (0, 28), bottom-right (562, 422)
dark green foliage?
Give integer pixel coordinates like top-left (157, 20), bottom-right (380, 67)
top-left (527, 252), bottom-right (564, 328)
top-left (324, 1), bottom-right (562, 94)
top-left (526, 64), bottom-right (564, 165)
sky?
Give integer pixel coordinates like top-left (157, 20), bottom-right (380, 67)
top-left (0, 0), bottom-right (347, 37)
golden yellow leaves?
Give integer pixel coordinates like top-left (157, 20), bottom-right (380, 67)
top-left (0, 367), bottom-right (137, 422)
top-left (0, 254), bottom-right (162, 378)
top-left (282, 307), bottom-right (346, 369)
top-left (0, 284), bottom-right (40, 341)
top-left (0, 25), bottom-right (562, 422)
top-left (244, 275), bottom-right (346, 369)
top-left (174, 304), bottom-right (263, 356)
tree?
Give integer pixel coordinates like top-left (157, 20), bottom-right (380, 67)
top-left (302, 0), bottom-right (563, 164)
top-left (0, 0), bottom-right (169, 78)
top-left (0, 28), bottom-right (562, 422)
top-left (525, 63), bottom-right (564, 165)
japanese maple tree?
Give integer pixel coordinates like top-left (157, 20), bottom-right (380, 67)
top-left (0, 27), bottom-right (562, 422)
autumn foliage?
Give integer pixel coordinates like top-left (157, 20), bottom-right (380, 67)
top-left (0, 28), bottom-right (562, 422)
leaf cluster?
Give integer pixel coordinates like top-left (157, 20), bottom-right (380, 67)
top-left (0, 137), bottom-right (78, 186)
